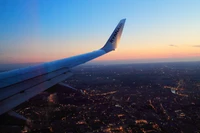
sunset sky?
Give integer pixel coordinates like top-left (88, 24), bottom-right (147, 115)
top-left (0, 0), bottom-right (200, 64)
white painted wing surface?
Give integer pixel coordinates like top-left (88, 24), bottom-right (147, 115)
top-left (0, 19), bottom-right (126, 115)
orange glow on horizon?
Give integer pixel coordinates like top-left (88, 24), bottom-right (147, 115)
top-left (11, 50), bottom-right (200, 64)
top-left (2, 41), bottom-right (199, 64)
top-left (96, 45), bottom-right (200, 61)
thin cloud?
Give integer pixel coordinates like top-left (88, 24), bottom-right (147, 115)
top-left (192, 45), bottom-right (200, 47)
top-left (169, 44), bottom-right (177, 47)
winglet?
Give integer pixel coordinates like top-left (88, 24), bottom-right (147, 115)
top-left (101, 19), bottom-right (126, 52)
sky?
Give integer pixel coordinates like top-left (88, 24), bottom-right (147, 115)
top-left (0, 0), bottom-right (200, 64)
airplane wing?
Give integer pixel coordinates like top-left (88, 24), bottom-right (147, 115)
top-left (0, 19), bottom-right (126, 115)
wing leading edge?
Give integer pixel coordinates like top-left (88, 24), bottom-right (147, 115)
top-left (0, 19), bottom-right (126, 115)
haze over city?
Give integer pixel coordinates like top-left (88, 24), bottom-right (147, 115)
top-left (0, 0), bottom-right (200, 65)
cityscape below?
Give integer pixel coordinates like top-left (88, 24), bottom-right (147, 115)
top-left (0, 61), bottom-right (200, 133)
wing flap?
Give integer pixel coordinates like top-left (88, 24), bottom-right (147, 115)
top-left (0, 67), bottom-right (70, 101)
top-left (0, 71), bottom-right (73, 115)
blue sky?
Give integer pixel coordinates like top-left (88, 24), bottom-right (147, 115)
top-left (0, 0), bottom-right (200, 64)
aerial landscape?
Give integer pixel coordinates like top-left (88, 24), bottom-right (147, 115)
top-left (1, 62), bottom-right (200, 132)
top-left (0, 0), bottom-right (200, 133)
